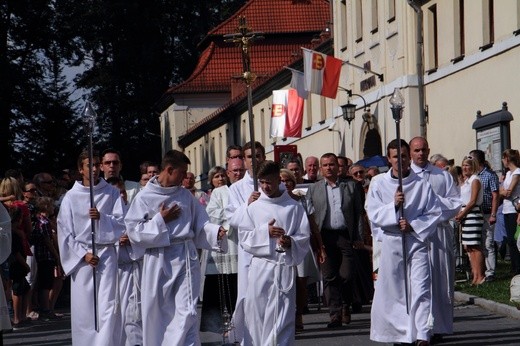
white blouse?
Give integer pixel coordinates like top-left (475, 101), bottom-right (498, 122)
top-left (460, 174), bottom-right (483, 207)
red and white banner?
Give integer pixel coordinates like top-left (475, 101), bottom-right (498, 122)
top-left (290, 70), bottom-right (309, 99)
top-left (270, 89), bottom-right (304, 138)
top-left (303, 48), bottom-right (342, 99)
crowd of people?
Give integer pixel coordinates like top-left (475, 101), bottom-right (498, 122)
top-left (1, 137), bottom-right (520, 346)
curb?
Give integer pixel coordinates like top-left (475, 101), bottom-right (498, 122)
top-left (454, 291), bottom-right (520, 320)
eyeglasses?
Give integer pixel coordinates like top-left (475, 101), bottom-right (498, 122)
top-left (103, 160), bottom-right (120, 165)
top-left (24, 188), bottom-right (37, 193)
top-left (352, 171), bottom-right (365, 176)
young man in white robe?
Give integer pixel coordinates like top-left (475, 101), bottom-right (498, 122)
top-left (125, 149), bottom-right (227, 346)
top-left (106, 176), bottom-right (143, 346)
top-left (239, 161), bottom-right (310, 345)
top-left (365, 139), bottom-right (442, 345)
top-left (409, 137), bottom-right (462, 339)
top-left (225, 141), bottom-right (265, 341)
top-left (57, 150), bottom-right (126, 346)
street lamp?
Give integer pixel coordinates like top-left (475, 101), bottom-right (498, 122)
top-left (390, 87), bottom-right (405, 121)
top-left (339, 87), bottom-right (370, 127)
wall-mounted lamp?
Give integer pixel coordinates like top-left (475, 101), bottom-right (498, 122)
top-left (339, 87), bottom-right (370, 127)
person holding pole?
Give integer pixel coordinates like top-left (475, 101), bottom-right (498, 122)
top-left (225, 141), bottom-right (265, 342)
top-left (57, 150), bottom-right (126, 346)
top-left (365, 139), bottom-right (442, 345)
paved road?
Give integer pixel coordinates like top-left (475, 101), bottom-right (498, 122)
top-left (3, 302), bottom-right (520, 345)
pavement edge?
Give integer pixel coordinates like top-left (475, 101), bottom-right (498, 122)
top-left (454, 291), bottom-right (520, 320)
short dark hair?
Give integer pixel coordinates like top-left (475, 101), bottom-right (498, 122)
top-left (469, 149), bottom-right (485, 165)
top-left (161, 150), bottom-right (190, 170)
top-left (139, 161), bottom-right (160, 174)
top-left (101, 148), bottom-right (121, 160)
top-left (284, 158), bottom-right (302, 169)
top-left (386, 139), bottom-right (410, 157)
top-left (257, 160), bottom-right (280, 179)
top-left (77, 150), bottom-right (100, 170)
top-left (320, 153), bottom-right (338, 163)
top-left (242, 141), bottom-right (265, 157)
top-left (226, 145), bottom-right (243, 158)
top-left (337, 156), bottom-right (348, 164)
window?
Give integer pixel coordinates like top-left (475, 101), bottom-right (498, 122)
top-left (387, 0), bottom-right (395, 23)
top-left (453, 0), bottom-right (465, 60)
top-left (355, 0), bottom-right (363, 42)
top-left (427, 4), bottom-right (438, 70)
top-left (371, 0), bottom-right (378, 34)
top-left (481, 0), bottom-right (494, 50)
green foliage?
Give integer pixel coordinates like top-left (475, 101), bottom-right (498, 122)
top-left (1, 0), bottom-right (246, 179)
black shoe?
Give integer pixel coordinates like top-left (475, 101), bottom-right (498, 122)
top-left (327, 316), bottom-right (342, 328)
top-left (485, 275), bottom-right (495, 282)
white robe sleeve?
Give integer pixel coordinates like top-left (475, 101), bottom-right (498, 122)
top-left (226, 184), bottom-right (246, 229)
top-left (436, 172), bottom-right (462, 222)
top-left (408, 184), bottom-right (442, 242)
top-left (96, 195), bottom-right (126, 244)
top-left (125, 198), bottom-right (171, 260)
top-left (239, 211), bottom-right (271, 257)
top-left (284, 210), bottom-right (310, 266)
top-left (58, 196), bottom-right (89, 275)
top-left (193, 197), bottom-right (227, 253)
top-left (239, 203), bottom-right (310, 266)
top-left (365, 181), bottom-right (400, 231)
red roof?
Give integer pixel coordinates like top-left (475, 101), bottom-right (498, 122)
top-left (166, 0), bottom-right (330, 95)
top-left (209, 0), bottom-right (331, 35)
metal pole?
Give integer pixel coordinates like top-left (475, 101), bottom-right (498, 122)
top-left (390, 89), bottom-right (409, 314)
top-left (83, 101), bottom-right (99, 331)
top-left (247, 85), bottom-right (258, 191)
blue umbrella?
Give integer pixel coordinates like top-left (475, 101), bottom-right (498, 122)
top-left (355, 155), bottom-right (388, 168)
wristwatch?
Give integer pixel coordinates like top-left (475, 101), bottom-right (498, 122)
top-left (490, 213), bottom-right (496, 217)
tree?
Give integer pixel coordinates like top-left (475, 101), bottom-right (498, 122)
top-left (0, 0), bottom-right (246, 179)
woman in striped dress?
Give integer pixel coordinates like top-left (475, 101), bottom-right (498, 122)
top-left (455, 156), bottom-right (485, 285)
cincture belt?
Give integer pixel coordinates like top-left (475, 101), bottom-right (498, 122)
top-left (168, 237), bottom-right (197, 316)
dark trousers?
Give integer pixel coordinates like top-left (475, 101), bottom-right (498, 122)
top-left (321, 229), bottom-right (354, 317)
top-left (504, 213), bottom-right (520, 275)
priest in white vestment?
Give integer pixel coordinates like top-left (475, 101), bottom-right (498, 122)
top-left (239, 161), bottom-right (310, 346)
top-left (366, 139), bottom-right (442, 345)
top-left (58, 151), bottom-right (126, 346)
top-left (125, 150), bottom-right (226, 346)
top-left (410, 137), bottom-right (462, 337)
top-left (106, 177), bottom-right (143, 346)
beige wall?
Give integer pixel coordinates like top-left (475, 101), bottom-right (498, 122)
top-left (162, 0), bottom-right (520, 183)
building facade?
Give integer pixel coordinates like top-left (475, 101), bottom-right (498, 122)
top-left (158, 0), bottom-right (520, 186)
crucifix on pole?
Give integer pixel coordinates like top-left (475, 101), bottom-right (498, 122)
top-left (224, 16), bottom-right (264, 191)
